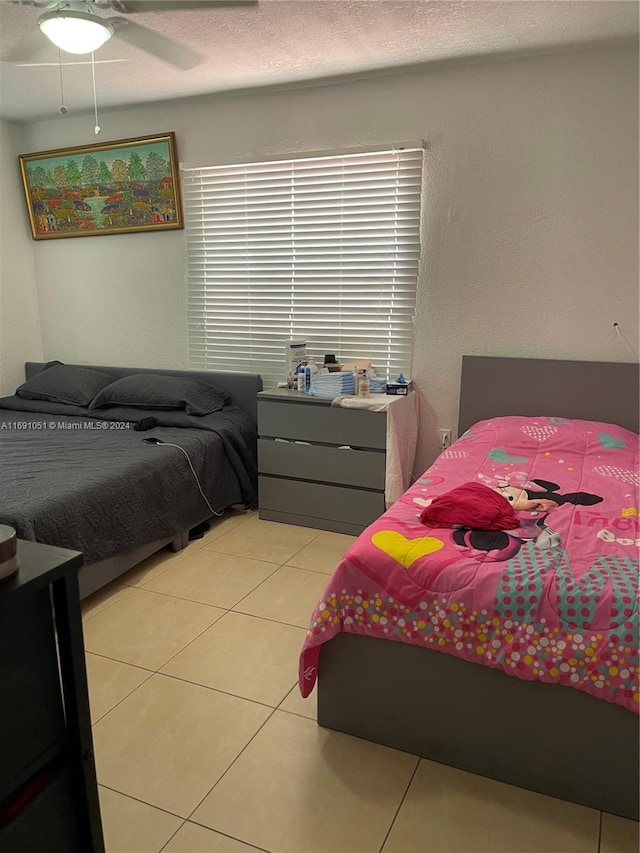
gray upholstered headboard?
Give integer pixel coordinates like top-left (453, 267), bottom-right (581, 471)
top-left (25, 363), bottom-right (263, 425)
top-left (458, 356), bottom-right (639, 434)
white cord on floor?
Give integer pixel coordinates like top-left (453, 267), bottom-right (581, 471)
top-left (150, 441), bottom-right (224, 517)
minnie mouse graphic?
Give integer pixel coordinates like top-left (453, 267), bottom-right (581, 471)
top-left (451, 479), bottom-right (603, 562)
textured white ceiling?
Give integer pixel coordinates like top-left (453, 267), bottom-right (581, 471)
top-left (0, 0), bottom-right (637, 123)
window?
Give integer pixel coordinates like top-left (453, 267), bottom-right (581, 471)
top-left (182, 147), bottom-right (423, 386)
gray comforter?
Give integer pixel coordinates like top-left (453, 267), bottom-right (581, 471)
top-left (0, 396), bottom-right (257, 563)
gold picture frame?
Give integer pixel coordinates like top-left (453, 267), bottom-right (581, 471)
top-left (19, 132), bottom-right (183, 240)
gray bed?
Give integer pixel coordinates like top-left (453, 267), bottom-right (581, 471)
top-left (317, 356), bottom-right (639, 821)
top-left (0, 363), bottom-right (262, 598)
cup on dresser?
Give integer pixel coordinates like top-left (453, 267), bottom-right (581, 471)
top-left (0, 525), bottom-right (18, 581)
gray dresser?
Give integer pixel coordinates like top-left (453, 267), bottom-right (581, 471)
top-left (257, 389), bottom-right (387, 534)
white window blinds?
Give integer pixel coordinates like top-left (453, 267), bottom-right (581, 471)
top-left (182, 147), bottom-right (423, 387)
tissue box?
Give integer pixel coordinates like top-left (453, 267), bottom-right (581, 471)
top-left (386, 380), bottom-right (413, 395)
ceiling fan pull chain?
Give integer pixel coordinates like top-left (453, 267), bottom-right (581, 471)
top-left (91, 50), bottom-right (100, 134)
top-left (58, 48), bottom-right (68, 115)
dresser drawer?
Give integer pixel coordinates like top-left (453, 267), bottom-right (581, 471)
top-left (258, 400), bottom-right (386, 449)
top-left (258, 439), bottom-right (385, 490)
top-left (259, 476), bottom-right (385, 527)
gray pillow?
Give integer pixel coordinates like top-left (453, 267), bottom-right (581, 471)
top-left (89, 373), bottom-right (229, 416)
top-left (16, 363), bottom-right (115, 407)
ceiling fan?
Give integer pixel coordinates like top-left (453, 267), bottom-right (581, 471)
top-left (3, 0), bottom-right (258, 70)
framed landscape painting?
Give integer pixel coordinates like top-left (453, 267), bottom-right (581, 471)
top-left (19, 132), bottom-right (183, 240)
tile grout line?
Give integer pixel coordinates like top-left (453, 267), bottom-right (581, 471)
top-left (149, 598), bottom-right (240, 673)
top-left (137, 560), bottom-right (284, 608)
top-left (275, 681), bottom-right (317, 721)
top-left (224, 544), bottom-right (334, 623)
top-left (231, 605), bottom-right (316, 632)
top-left (283, 563), bottom-right (340, 577)
top-left (201, 519), bottom-right (326, 584)
top-left (173, 818), bottom-right (272, 853)
top-left (86, 606), bottom-right (312, 684)
top-left (147, 603), bottom-right (230, 673)
top-left (89, 620), bottom-right (311, 718)
top-left (91, 660), bottom-right (308, 726)
top-left (275, 705), bottom-right (316, 722)
top-left (86, 525), bottom-right (340, 639)
top-left (86, 649), bottom-right (155, 673)
top-left (149, 579), bottom-right (311, 687)
top-left (276, 528), bottom-right (355, 577)
top-left (231, 575), bottom-right (299, 613)
top-left (135, 528), bottom-right (331, 614)
top-left (87, 573), bottom-right (327, 645)
top-left (90, 670), bottom-right (155, 726)
top-left (84, 585), bottom-right (227, 673)
top-left (105, 582), bottom-right (226, 611)
top-left (274, 527), bottom-right (345, 572)
top-left (202, 540), bottom-right (348, 580)
top-left (157, 818), bottom-right (188, 853)
top-left (81, 585), bottom-right (136, 623)
top-left (377, 756), bottom-right (421, 853)
top-left (156, 668), bottom-right (295, 711)
top-left (82, 572), bottom-right (220, 624)
top-left (184, 705), bottom-right (280, 831)
top-left (597, 810), bottom-right (602, 853)
top-left (98, 782), bottom-right (186, 820)
top-left (87, 603), bottom-right (233, 727)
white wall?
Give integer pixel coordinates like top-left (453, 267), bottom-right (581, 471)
top-left (0, 120), bottom-right (42, 394)
top-left (16, 42), bottom-right (640, 471)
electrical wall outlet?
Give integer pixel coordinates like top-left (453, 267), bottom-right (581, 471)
top-left (439, 428), bottom-right (452, 451)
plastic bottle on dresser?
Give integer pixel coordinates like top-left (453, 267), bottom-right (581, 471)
top-left (304, 359), bottom-right (319, 393)
top-left (357, 369), bottom-right (370, 397)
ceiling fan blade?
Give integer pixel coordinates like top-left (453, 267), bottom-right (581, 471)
top-left (111, 1), bottom-right (257, 12)
top-left (110, 18), bottom-right (202, 69)
top-left (1, 28), bottom-right (49, 63)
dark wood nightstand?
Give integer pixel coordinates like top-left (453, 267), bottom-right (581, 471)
top-left (0, 540), bottom-right (104, 853)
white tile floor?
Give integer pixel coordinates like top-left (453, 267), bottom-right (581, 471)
top-left (82, 511), bottom-right (639, 853)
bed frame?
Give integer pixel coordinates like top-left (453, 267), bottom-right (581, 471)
top-left (317, 356), bottom-right (640, 821)
top-left (25, 363), bottom-right (263, 599)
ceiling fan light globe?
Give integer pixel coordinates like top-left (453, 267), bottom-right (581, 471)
top-left (38, 11), bottom-right (114, 55)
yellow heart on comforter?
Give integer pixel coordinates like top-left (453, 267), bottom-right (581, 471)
top-left (372, 530), bottom-right (444, 569)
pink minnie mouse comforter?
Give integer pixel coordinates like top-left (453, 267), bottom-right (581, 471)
top-left (299, 417), bottom-right (639, 714)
